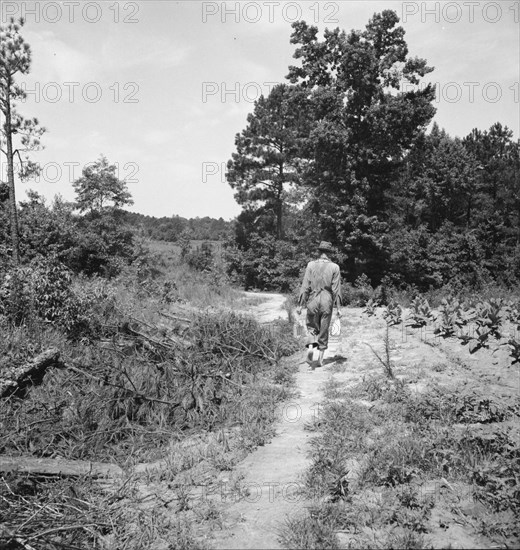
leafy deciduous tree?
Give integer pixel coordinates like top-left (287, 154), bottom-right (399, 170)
top-left (72, 155), bottom-right (133, 214)
top-left (287, 11), bottom-right (437, 279)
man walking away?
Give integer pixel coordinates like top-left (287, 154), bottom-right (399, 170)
top-left (297, 241), bottom-right (342, 369)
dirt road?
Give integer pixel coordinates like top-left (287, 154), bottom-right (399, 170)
top-left (212, 293), bottom-right (351, 549)
top-left (241, 291), bottom-right (289, 323)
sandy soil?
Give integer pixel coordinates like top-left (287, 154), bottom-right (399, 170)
top-left (212, 294), bottom-right (349, 549)
top-left (208, 297), bottom-right (516, 549)
top-left (239, 291), bottom-right (289, 324)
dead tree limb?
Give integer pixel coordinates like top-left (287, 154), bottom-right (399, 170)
top-left (0, 349), bottom-right (62, 398)
top-left (159, 311), bottom-right (192, 324)
top-left (0, 455), bottom-right (124, 479)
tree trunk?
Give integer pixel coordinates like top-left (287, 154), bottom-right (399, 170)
top-left (276, 197), bottom-right (283, 240)
top-left (5, 93), bottom-right (20, 264)
top-left (276, 168), bottom-right (284, 240)
top-left (517, 201), bottom-right (520, 245)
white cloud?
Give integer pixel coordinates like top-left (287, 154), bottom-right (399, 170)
top-left (101, 32), bottom-right (190, 71)
top-left (142, 129), bottom-right (173, 146)
top-left (25, 29), bottom-right (100, 82)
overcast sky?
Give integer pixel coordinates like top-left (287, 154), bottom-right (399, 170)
top-left (1, 0), bottom-right (519, 220)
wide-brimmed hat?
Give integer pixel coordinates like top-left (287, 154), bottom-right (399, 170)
top-left (318, 241), bottom-right (333, 252)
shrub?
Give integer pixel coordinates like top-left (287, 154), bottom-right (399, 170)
top-left (342, 274), bottom-right (375, 306)
top-left (225, 234), bottom-right (306, 292)
top-left (185, 242), bottom-right (215, 272)
top-left (0, 259), bottom-right (73, 327)
top-left (0, 258), bottom-right (116, 339)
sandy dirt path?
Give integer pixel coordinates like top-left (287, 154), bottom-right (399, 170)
top-left (240, 291), bottom-right (288, 323)
top-left (211, 298), bottom-right (491, 549)
top-left (212, 293), bottom-right (351, 549)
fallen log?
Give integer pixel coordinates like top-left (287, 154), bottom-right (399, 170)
top-left (0, 349), bottom-right (62, 398)
top-left (0, 455), bottom-right (124, 479)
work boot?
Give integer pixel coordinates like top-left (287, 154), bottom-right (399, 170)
top-left (317, 350), bottom-right (325, 368)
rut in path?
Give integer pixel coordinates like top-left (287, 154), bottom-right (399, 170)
top-left (211, 296), bottom-right (372, 550)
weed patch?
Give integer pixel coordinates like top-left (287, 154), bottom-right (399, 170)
top-left (279, 512), bottom-right (341, 550)
top-left (288, 368), bottom-right (520, 549)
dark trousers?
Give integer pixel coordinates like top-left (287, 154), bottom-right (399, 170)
top-left (305, 292), bottom-right (333, 350)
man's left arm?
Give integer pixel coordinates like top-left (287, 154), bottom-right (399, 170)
top-left (296, 262), bottom-right (312, 315)
top-left (332, 265), bottom-right (342, 315)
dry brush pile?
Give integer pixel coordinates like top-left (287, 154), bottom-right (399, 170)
top-left (0, 261), bottom-right (298, 549)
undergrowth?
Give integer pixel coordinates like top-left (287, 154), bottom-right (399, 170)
top-left (283, 372), bottom-right (520, 549)
top-left (0, 253), bottom-right (298, 549)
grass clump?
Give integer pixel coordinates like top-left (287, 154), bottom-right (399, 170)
top-left (279, 512), bottom-right (341, 550)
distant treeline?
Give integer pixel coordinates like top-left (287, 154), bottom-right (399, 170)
top-left (121, 212), bottom-right (233, 242)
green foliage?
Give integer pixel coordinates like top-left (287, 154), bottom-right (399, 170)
top-left (433, 297), bottom-right (460, 337)
top-left (0, 301), bottom-right (297, 464)
top-left (456, 302), bottom-right (477, 328)
top-left (0, 258), bottom-right (115, 338)
top-left (286, 11), bottom-right (436, 280)
top-left (459, 325), bottom-right (491, 353)
top-left (358, 374), bottom-right (408, 403)
top-left (227, 84), bottom-right (310, 240)
top-left (363, 298), bottom-right (376, 316)
top-left (506, 300), bottom-right (520, 330)
top-left (406, 296), bottom-right (434, 327)
top-left (184, 241), bottom-right (214, 272)
top-left (68, 210), bottom-right (136, 277)
top-left (343, 274), bottom-right (375, 306)
top-left (306, 400), bottom-right (374, 497)
top-left (0, 186), bottom-right (139, 278)
top-left (388, 221), bottom-right (490, 291)
top-left (17, 192), bottom-right (77, 263)
top-left (388, 492), bottom-right (434, 535)
top-left (400, 125), bottom-right (478, 232)
top-left (473, 458), bottom-right (520, 514)
top-left (0, 258), bottom-right (73, 327)
top-left (225, 233), bottom-right (307, 291)
top-left (456, 298), bottom-right (504, 352)
top-left (362, 435), bottom-right (430, 487)
top-left (72, 155), bottom-right (133, 213)
top-left (391, 122), bottom-right (520, 290)
top-left (178, 229), bottom-right (192, 260)
top-left (502, 337), bottom-right (520, 365)
top-left (404, 385), bottom-right (517, 426)
top-left (223, 11), bottom-right (520, 291)
top-left (121, 212), bottom-right (232, 242)
top-left (0, 17), bottom-right (47, 264)
top-left (475, 298), bottom-right (504, 339)
top-left (279, 513), bottom-right (341, 550)
top-left (454, 392), bottom-right (515, 424)
top-left (382, 300), bottom-right (402, 326)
